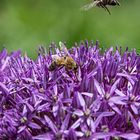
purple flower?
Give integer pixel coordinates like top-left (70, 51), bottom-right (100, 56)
top-left (0, 41), bottom-right (140, 139)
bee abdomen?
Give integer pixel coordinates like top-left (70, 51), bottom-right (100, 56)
top-left (48, 61), bottom-right (57, 71)
top-left (107, 0), bottom-right (120, 6)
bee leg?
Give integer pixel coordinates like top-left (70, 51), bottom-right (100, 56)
top-left (101, 4), bottom-right (111, 15)
top-left (105, 6), bottom-right (111, 15)
top-left (116, 0), bottom-right (120, 6)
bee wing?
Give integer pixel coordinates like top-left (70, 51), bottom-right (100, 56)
top-left (81, 1), bottom-right (99, 11)
top-left (51, 54), bottom-right (61, 61)
top-left (59, 41), bottom-right (69, 56)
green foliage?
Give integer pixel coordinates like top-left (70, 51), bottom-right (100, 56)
top-left (0, 0), bottom-right (140, 58)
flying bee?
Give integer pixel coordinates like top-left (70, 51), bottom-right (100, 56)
top-left (82, 0), bottom-right (120, 15)
top-left (48, 42), bottom-right (78, 73)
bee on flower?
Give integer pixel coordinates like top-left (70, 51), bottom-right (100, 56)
top-left (49, 42), bottom-right (78, 73)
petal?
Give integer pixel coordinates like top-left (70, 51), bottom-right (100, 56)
top-left (1, 57), bottom-right (10, 71)
top-left (33, 133), bottom-right (54, 140)
top-left (90, 98), bottom-right (101, 112)
top-left (75, 131), bottom-right (84, 137)
top-left (0, 82), bottom-right (9, 95)
top-left (128, 111), bottom-right (139, 131)
top-left (87, 70), bottom-right (97, 79)
top-left (52, 104), bottom-right (59, 117)
top-left (115, 89), bottom-right (126, 97)
top-left (110, 78), bottom-right (120, 95)
top-left (138, 119), bottom-right (140, 130)
top-left (73, 109), bottom-right (84, 117)
top-left (18, 125), bottom-right (26, 133)
top-left (94, 79), bottom-right (105, 96)
top-left (92, 112), bottom-right (115, 132)
top-left (119, 133), bottom-right (139, 139)
top-left (109, 96), bottom-right (127, 105)
top-left (71, 118), bottom-right (83, 129)
top-left (61, 113), bottom-right (71, 130)
top-left (26, 102), bottom-right (34, 112)
top-left (37, 103), bottom-right (50, 111)
top-left (28, 122), bottom-right (41, 129)
top-left (91, 132), bottom-right (116, 139)
top-left (53, 84), bottom-right (58, 95)
top-left (81, 92), bottom-right (93, 98)
top-left (0, 48), bottom-right (7, 60)
top-left (92, 115), bottom-right (103, 132)
top-left (101, 111), bottom-right (115, 117)
top-left (77, 67), bottom-right (82, 81)
top-left (22, 77), bottom-right (40, 83)
top-left (22, 105), bottom-right (27, 116)
top-left (87, 117), bottom-right (93, 127)
top-left (117, 72), bottom-right (135, 85)
top-left (77, 92), bottom-right (86, 109)
top-left (108, 102), bottom-right (121, 115)
top-left (68, 129), bottom-right (77, 140)
top-left (44, 115), bottom-right (58, 134)
top-left (34, 99), bottom-right (42, 108)
top-left (130, 104), bottom-right (138, 115)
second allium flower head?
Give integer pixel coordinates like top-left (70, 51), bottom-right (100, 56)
top-left (0, 41), bottom-right (140, 139)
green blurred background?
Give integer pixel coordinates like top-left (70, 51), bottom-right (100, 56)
top-left (0, 0), bottom-right (140, 58)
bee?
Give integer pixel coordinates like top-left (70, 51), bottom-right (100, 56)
top-left (48, 42), bottom-right (78, 73)
top-left (82, 0), bottom-right (120, 15)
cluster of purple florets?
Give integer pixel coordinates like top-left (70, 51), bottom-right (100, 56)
top-left (0, 41), bottom-right (140, 140)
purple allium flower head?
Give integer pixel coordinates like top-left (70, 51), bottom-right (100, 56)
top-left (0, 41), bottom-right (140, 140)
